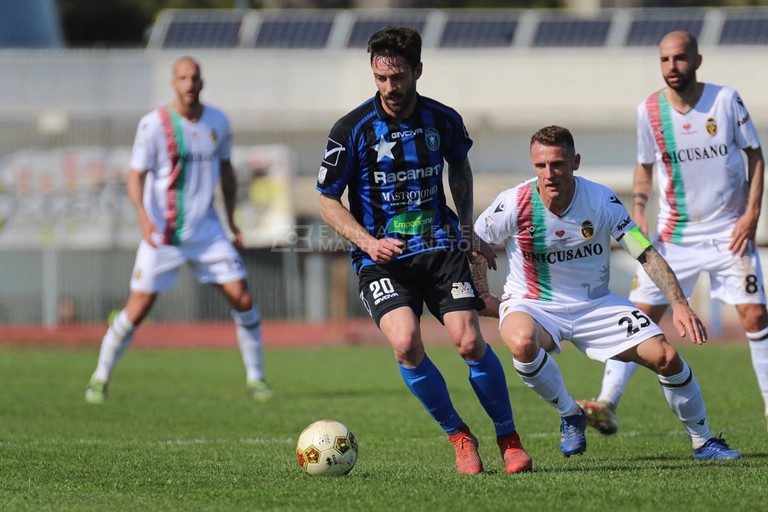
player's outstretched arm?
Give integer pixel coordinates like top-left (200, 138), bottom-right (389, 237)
top-left (638, 246), bottom-right (707, 345)
top-left (319, 194), bottom-right (403, 263)
top-left (448, 159), bottom-right (497, 270)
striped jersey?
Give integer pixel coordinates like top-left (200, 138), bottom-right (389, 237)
top-left (316, 93), bottom-right (473, 272)
top-left (637, 83), bottom-right (760, 243)
top-left (475, 177), bottom-right (635, 305)
top-left (130, 104), bottom-right (232, 246)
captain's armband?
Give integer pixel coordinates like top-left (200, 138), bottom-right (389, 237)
top-left (618, 225), bottom-right (653, 259)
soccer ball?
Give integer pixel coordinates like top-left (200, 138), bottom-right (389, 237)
top-left (295, 419), bottom-right (358, 476)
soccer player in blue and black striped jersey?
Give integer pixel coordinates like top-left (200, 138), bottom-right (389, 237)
top-left (316, 26), bottom-right (531, 474)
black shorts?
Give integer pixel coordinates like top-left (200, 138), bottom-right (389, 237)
top-left (358, 249), bottom-right (485, 326)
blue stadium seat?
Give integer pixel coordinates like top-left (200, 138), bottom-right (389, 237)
top-left (254, 18), bottom-right (334, 48)
top-left (720, 15), bottom-right (768, 45)
top-left (534, 19), bottom-right (611, 47)
top-left (347, 15), bottom-right (428, 48)
top-left (439, 15), bottom-right (518, 48)
top-left (626, 17), bottom-right (704, 46)
top-left (161, 13), bottom-right (243, 49)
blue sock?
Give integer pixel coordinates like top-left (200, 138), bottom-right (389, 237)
top-left (399, 355), bottom-right (463, 434)
top-left (466, 344), bottom-right (516, 436)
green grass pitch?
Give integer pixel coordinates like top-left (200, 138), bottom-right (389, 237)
top-left (0, 341), bottom-right (765, 511)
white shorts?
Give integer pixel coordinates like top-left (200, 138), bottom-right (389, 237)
top-left (499, 294), bottom-right (664, 362)
top-left (129, 236), bottom-right (247, 293)
top-left (629, 239), bottom-right (766, 306)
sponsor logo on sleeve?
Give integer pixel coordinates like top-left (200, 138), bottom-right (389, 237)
top-left (322, 138), bottom-right (345, 167)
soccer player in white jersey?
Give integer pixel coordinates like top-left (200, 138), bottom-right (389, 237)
top-left (578, 30), bottom-right (768, 434)
top-left (472, 125), bottom-right (740, 460)
top-left (84, 57), bottom-right (273, 403)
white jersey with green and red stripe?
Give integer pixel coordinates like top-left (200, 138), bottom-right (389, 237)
top-left (130, 104), bottom-right (232, 246)
top-left (475, 176), bottom-right (635, 306)
top-left (637, 83), bottom-right (760, 243)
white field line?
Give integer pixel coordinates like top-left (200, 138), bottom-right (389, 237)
top-left (0, 430), bottom-right (684, 447)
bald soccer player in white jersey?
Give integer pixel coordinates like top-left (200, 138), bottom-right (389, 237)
top-left (471, 125), bottom-right (741, 461)
top-left (578, 30), bottom-right (768, 435)
top-left (84, 56), bottom-right (273, 404)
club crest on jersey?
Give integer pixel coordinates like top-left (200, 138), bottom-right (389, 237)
top-left (211, 129), bottom-right (218, 142)
top-left (451, 281), bottom-right (475, 299)
top-left (581, 220), bottom-right (594, 239)
top-left (706, 118), bottom-right (717, 136)
top-left (425, 128), bottom-right (440, 152)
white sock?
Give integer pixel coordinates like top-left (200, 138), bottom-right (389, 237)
top-left (513, 349), bottom-right (579, 416)
top-left (92, 309), bottom-right (135, 383)
top-left (746, 326), bottom-right (768, 416)
top-left (233, 305), bottom-right (265, 383)
top-left (597, 359), bottom-right (639, 407)
top-left (658, 359), bottom-right (711, 449)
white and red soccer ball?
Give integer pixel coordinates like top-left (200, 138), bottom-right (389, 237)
top-left (295, 419), bottom-right (358, 476)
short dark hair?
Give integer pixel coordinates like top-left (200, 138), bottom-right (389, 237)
top-left (367, 26), bottom-right (421, 70)
top-left (530, 125), bottom-right (575, 150)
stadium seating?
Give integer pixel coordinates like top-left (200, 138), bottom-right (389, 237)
top-left (148, 7), bottom-right (768, 50)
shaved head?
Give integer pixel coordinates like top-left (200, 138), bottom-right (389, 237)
top-left (173, 56), bottom-right (200, 77)
top-left (659, 30), bottom-right (698, 58)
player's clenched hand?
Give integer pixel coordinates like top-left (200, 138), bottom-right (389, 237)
top-left (478, 294), bottom-right (501, 318)
top-left (365, 237), bottom-right (404, 264)
top-left (670, 303), bottom-right (708, 345)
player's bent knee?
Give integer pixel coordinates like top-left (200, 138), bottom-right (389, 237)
top-left (737, 303), bottom-right (768, 332)
top-left (502, 333), bottom-right (539, 361)
top-left (640, 337), bottom-right (681, 375)
top-left (392, 343), bottom-right (425, 367)
top-left (454, 334), bottom-right (483, 360)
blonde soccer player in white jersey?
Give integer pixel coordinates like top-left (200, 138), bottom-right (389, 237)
top-left (84, 57), bottom-right (273, 404)
top-left (579, 30), bottom-right (768, 435)
top-left (472, 125), bottom-right (741, 461)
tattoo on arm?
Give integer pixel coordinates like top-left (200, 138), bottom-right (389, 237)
top-left (448, 159), bottom-right (474, 229)
top-left (468, 251), bottom-right (490, 296)
top-left (639, 247), bottom-right (687, 306)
